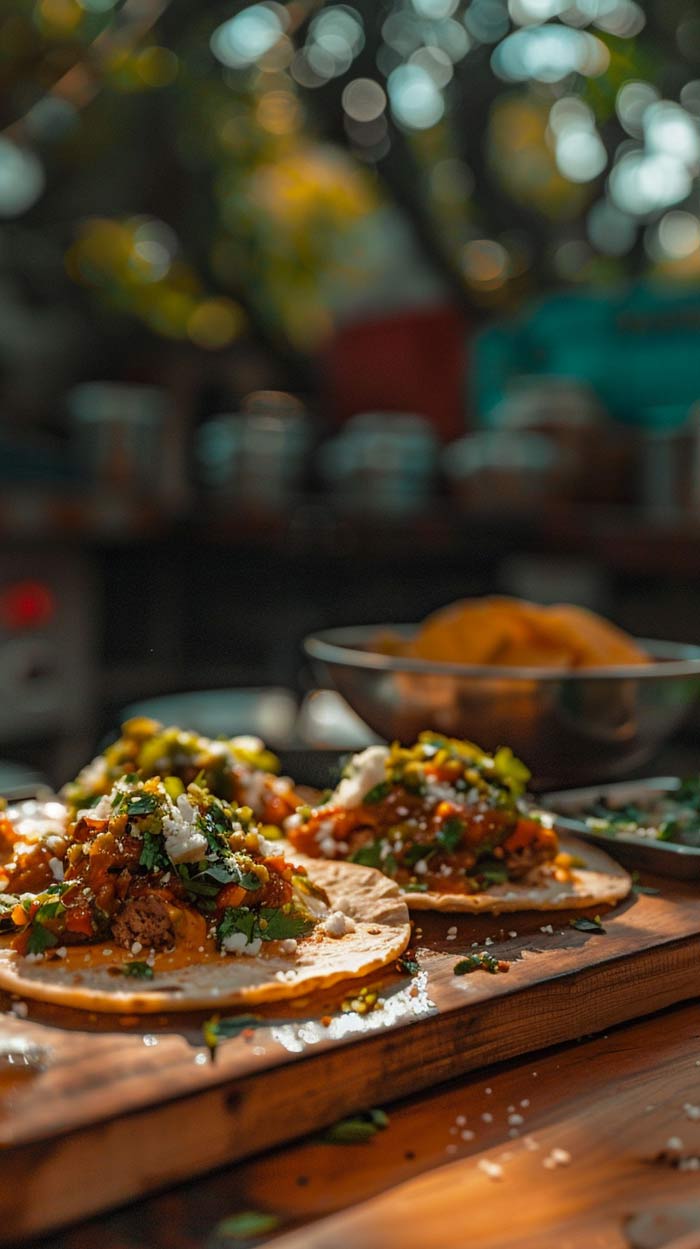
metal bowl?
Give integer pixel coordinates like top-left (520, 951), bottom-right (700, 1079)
top-left (303, 626), bottom-right (700, 790)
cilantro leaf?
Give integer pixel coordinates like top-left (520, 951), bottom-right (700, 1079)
top-left (139, 830), bottom-right (170, 872)
top-left (570, 915), bottom-right (606, 933)
top-left (436, 818), bottom-right (464, 853)
top-left (403, 843), bottom-right (435, 867)
top-left (34, 898), bottom-right (66, 923)
top-left (214, 1211), bottom-right (281, 1241)
top-left (347, 839), bottom-right (397, 879)
top-left (26, 922), bottom-right (58, 955)
top-left (324, 1109), bottom-right (389, 1144)
top-left (404, 881), bottom-right (428, 893)
top-left (217, 906), bottom-right (315, 947)
top-left (396, 954), bottom-right (420, 975)
top-left (454, 952), bottom-right (507, 975)
top-left (123, 960), bottom-right (154, 979)
top-left (126, 793), bottom-right (159, 817)
top-left (363, 781), bottom-right (391, 805)
top-left (476, 859), bottom-right (509, 885)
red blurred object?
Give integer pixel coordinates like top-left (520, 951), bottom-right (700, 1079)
top-left (321, 305), bottom-right (469, 441)
top-left (0, 580), bottom-right (56, 631)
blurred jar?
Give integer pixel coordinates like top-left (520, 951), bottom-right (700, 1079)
top-left (67, 382), bottom-right (184, 507)
top-left (318, 412), bottom-right (437, 516)
top-left (489, 376), bottom-right (617, 503)
top-left (196, 391), bottom-right (312, 513)
top-left (443, 430), bottom-right (572, 511)
top-left (637, 404), bottom-right (700, 513)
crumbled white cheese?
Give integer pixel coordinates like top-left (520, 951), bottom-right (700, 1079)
top-left (78, 793), bottom-right (111, 821)
top-left (163, 794), bottom-right (208, 864)
top-left (319, 837), bottom-right (337, 858)
top-left (131, 941), bottom-right (143, 955)
top-left (321, 911), bottom-right (356, 938)
top-left (10, 1001), bottom-right (28, 1018)
top-left (331, 746), bottom-right (390, 809)
top-left (48, 857), bottom-right (64, 881)
top-left (280, 939), bottom-right (298, 955)
top-left (414, 859), bottom-right (429, 876)
top-left (221, 932), bottom-right (263, 956)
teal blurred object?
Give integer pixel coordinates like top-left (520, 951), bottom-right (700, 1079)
top-left (473, 283), bottom-right (700, 427)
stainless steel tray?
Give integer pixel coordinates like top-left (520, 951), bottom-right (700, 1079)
top-left (540, 776), bottom-right (700, 880)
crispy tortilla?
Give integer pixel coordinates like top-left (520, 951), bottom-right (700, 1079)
top-left (0, 859), bottom-right (410, 1014)
top-left (403, 835), bottom-right (631, 912)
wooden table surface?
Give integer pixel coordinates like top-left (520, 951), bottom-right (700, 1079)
top-left (25, 997), bottom-right (700, 1249)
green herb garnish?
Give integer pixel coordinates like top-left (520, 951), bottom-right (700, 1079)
top-left (214, 1211), bottom-right (281, 1241)
top-left (349, 840), bottom-right (396, 875)
top-left (123, 960), bottom-right (154, 979)
top-left (363, 781), bottom-right (392, 805)
top-left (324, 1108), bottom-right (389, 1144)
top-left (396, 954), bottom-right (420, 975)
top-left (570, 915), bottom-right (606, 933)
top-left (139, 830), bottom-right (170, 872)
top-left (454, 952), bottom-right (508, 975)
top-left (436, 818), bottom-right (464, 853)
top-left (26, 922), bottom-right (58, 955)
top-left (217, 906), bottom-right (315, 947)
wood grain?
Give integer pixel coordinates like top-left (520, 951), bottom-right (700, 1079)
top-left (2, 878), bottom-right (700, 1241)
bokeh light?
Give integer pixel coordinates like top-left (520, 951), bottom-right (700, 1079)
top-left (388, 64), bottom-right (445, 130)
top-left (587, 198), bottom-right (636, 255)
top-left (616, 81), bottom-right (659, 137)
top-left (187, 298), bottom-right (245, 348)
top-left (609, 150), bottom-right (693, 216)
top-left (342, 78), bottom-right (387, 123)
top-left (211, 5), bottom-right (283, 70)
top-left (0, 139), bottom-right (45, 216)
top-left (656, 210), bottom-right (700, 260)
top-left (492, 25), bottom-right (609, 82)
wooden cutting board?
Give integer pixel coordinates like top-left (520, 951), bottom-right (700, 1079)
top-left (1, 875), bottom-right (700, 1242)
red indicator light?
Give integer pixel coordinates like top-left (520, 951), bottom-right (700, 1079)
top-left (0, 581), bottom-right (55, 631)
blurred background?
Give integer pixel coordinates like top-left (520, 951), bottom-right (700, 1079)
top-left (3, 0), bottom-right (700, 786)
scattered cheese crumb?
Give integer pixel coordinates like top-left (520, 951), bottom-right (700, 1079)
top-left (131, 941), bottom-right (143, 955)
top-left (683, 1103), bottom-right (700, 1122)
top-left (481, 1112), bottom-right (493, 1123)
top-left (321, 911), bottom-right (356, 938)
top-left (10, 1001), bottom-right (28, 1018)
top-left (540, 924), bottom-right (554, 934)
top-left (456, 1115), bottom-right (467, 1126)
top-left (520, 1099), bottom-right (530, 1108)
top-left (665, 1136), bottom-right (684, 1153)
top-left (48, 857), bottom-right (64, 881)
top-left (222, 932), bottom-right (263, 956)
top-left (477, 1160), bottom-right (503, 1180)
top-left (508, 931), bottom-right (518, 938)
top-left (461, 1129), bottom-right (475, 1141)
top-left (280, 939), bottom-right (298, 955)
top-left (508, 1113), bottom-right (524, 1127)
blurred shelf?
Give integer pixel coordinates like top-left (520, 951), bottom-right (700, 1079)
top-left (4, 489), bottom-right (700, 576)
